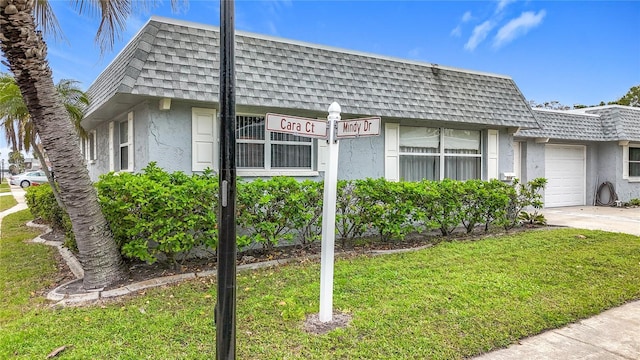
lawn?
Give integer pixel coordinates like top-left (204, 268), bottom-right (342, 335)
top-left (0, 193), bottom-right (17, 212)
top-left (0, 181), bottom-right (11, 193)
top-left (1, 209), bottom-right (640, 359)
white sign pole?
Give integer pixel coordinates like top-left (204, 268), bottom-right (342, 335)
top-left (319, 102), bottom-right (341, 323)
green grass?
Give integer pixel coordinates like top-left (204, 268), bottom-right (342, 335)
top-left (0, 182), bottom-right (10, 193)
top-left (0, 193), bottom-right (17, 212)
top-left (0, 210), bottom-right (57, 323)
top-left (1, 210), bottom-right (639, 359)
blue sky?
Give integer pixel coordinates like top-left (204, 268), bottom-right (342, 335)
top-left (1, 0), bottom-right (639, 162)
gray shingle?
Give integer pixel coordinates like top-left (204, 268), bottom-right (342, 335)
top-left (516, 106), bottom-right (640, 142)
top-left (86, 16), bottom-right (538, 129)
top-left (517, 109), bottom-right (605, 141)
top-left (583, 107), bottom-right (640, 141)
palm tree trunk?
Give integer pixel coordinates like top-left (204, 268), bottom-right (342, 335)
top-left (0, 3), bottom-right (127, 289)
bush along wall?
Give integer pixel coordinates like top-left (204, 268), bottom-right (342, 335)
top-left (26, 163), bottom-right (546, 265)
top-left (96, 163), bottom-right (219, 265)
top-left (24, 183), bottom-right (75, 250)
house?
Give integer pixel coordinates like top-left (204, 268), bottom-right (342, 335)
top-left (514, 106), bottom-right (640, 207)
top-left (83, 16), bottom-right (538, 189)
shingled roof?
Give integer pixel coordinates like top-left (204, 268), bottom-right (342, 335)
top-left (581, 106), bottom-right (640, 141)
top-left (85, 16), bottom-right (539, 129)
top-left (516, 105), bottom-right (640, 141)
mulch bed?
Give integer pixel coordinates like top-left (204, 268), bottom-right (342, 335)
top-left (40, 224), bottom-right (544, 293)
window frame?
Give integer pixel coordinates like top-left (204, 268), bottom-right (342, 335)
top-left (398, 126), bottom-right (483, 181)
top-left (235, 113), bottom-right (317, 176)
top-left (118, 120), bottom-right (129, 171)
top-left (82, 130), bottom-right (97, 163)
top-left (624, 143), bottom-right (640, 181)
top-left (109, 112), bottom-right (134, 173)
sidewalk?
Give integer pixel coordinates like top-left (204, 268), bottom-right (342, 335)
top-left (474, 205), bottom-right (640, 360)
top-left (0, 185), bottom-right (28, 239)
top-left (473, 300), bottom-right (640, 359)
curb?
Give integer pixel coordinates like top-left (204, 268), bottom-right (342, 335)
top-left (46, 255), bottom-right (297, 306)
top-left (45, 246), bottom-right (431, 306)
top-left (27, 221), bottom-right (84, 279)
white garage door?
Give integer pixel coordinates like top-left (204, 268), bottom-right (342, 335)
top-left (544, 145), bottom-right (586, 207)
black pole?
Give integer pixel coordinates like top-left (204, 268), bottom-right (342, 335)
top-left (217, 0), bottom-right (237, 359)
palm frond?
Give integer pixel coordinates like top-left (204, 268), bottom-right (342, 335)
top-left (33, 0), bottom-right (65, 41)
top-left (72, 0), bottom-right (187, 52)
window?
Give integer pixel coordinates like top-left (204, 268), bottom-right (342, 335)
top-left (398, 126), bottom-right (481, 181)
top-left (109, 112), bottom-right (133, 172)
top-left (119, 121), bottom-right (129, 170)
top-left (82, 130), bottom-right (96, 162)
top-left (236, 115), bottom-right (313, 170)
top-left (628, 145), bottom-right (640, 178)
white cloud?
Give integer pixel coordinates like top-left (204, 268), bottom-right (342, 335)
top-left (265, 0), bottom-right (293, 16)
top-left (450, 11), bottom-right (472, 38)
top-left (496, 0), bottom-right (516, 14)
top-left (450, 25), bottom-right (462, 38)
top-left (465, 20), bottom-right (494, 51)
top-left (493, 10), bottom-right (546, 48)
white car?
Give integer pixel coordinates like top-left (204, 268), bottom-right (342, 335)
top-left (12, 170), bottom-right (48, 188)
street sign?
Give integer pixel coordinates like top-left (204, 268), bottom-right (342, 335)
top-left (266, 113), bottom-right (328, 139)
top-left (336, 117), bottom-right (381, 139)
top-left (268, 107), bottom-right (381, 324)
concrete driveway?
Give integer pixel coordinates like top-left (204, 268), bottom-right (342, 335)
top-left (540, 206), bottom-right (640, 236)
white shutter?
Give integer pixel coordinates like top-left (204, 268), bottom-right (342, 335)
top-left (384, 123), bottom-right (400, 181)
top-left (513, 141), bottom-right (521, 180)
top-left (127, 112), bottom-right (134, 171)
top-left (108, 122), bottom-right (114, 172)
top-left (192, 108), bottom-right (217, 172)
top-left (487, 129), bottom-right (499, 180)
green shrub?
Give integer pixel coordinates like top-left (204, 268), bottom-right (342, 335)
top-left (503, 178), bottom-right (547, 229)
top-left (480, 180), bottom-right (513, 231)
top-left (355, 178), bottom-right (417, 242)
top-left (425, 179), bottom-right (465, 236)
top-left (236, 177), bottom-right (302, 251)
top-left (335, 180), bottom-right (367, 248)
top-left (294, 180), bottom-right (324, 246)
top-left (96, 163), bottom-right (218, 265)
top-left (25, 167), bottom-right (548, 264)
top-left (24, 184), bottom-right (75, 248)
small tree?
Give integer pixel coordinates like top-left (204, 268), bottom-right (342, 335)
top-left (611, 85), bottom-right (640, 107)
top-left (503, 178), bottom-right (547, 229)
top-left (8, 151), bottom-right (24, 173)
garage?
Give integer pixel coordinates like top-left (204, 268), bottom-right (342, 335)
top-left (544, 144), bottom-right (586, 207)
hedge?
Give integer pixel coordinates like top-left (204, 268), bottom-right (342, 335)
top-left (26, 163), bottom-right (545, 265)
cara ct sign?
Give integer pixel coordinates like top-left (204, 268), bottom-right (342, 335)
top-left (266, 105), bottom-right (381, 323)
top-left (266, 113), bottom-right (328, 139)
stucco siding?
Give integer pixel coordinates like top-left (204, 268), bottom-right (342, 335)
top-left (337, 135), bottom-right (384, 180)
top-left (87, 121), bottom-right (111, 182)
top-left (584, 144), bottom-right (599, 206)
top-left (596, 142), bottom-right (640, 202)
top-left (132, 102), bottom-right (151, 173)
top-left (146, 101), bottom-right (194, 173)
top-left (498, 130), bottom-right (515, 179)
top-left (522, 140), bottom-right (546, 183)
